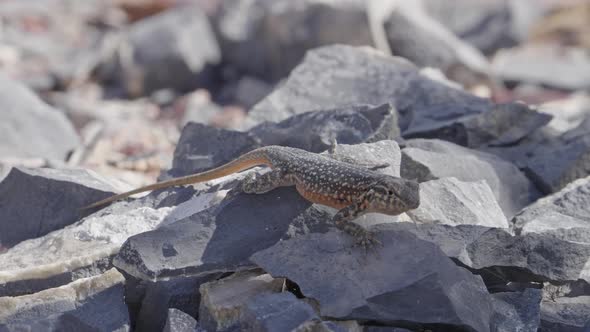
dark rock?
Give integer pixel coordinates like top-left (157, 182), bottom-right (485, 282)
top-left (212, 0), bottom-right (374, 82)
top-left (403, 102), bottom-right (552, 149)
top-left (407, 177), bottom-right (508, 228)
top-left (0, 167), bottom-right (120, 248)
top-left (0, 74), bottom-right (80, 160)
top-left (163, 309), bottom-right (201, 332)
top-left (402, 138), bottom-right (539, 218)
top-left (113, 186), bottom-right (311, 281)
top-left (239, 292), bottom-right (327, 332)
top-left (199, 270), bottom-right (284, 331)
top-left (0, 269), bottom-right (129, 332)
top-left (492, 46), bottom-right (590, 91)
top-left (512, 176), bottom-right (590, 243)
top-left (100, 4), bottom-right (220, 96)
top-left (170, 122), bottom-right (260, 177)
top-left (540, 296), bottom-right (590, 332)
top-left (232, 77), bottom-right (274, 109)
top-left (491, 288), bottom-right (542, 332)
top-left (251, 104), bottom-right (400, 153)
top-left (246, 44), bottom-right (511, 137)
top-left (250, 227), bottom-right (493, 332)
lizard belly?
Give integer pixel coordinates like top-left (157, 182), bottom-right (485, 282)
top-left (295, 184), bottom-right (351, 209)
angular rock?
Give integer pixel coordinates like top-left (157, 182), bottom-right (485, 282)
top-left (114, 186), bottom-right (311, 281)
top-left (0, 186), bottom-right (209, 297)
top-left (199, 270), bottom-right (284, 331)
top-left (0, 268), bottom-right (129, 332)
top-left (402, 138), bottom-right (539, 218)
top-left (251, 227), bottom-right (494, 332)
top-left (492, 45), bottom-right (590, 91)
top-left (212, 0), bottom-right (374, 82)
top-left (0, 167), bottom-right (123, 248)
top-left (163, 309), bottom-right (200, 332)
top-left (540, 296), bottom-right (590, 332)
top-left (403, 102), bottom-right (552, 148)
top-left (100, 4), bottom-right (220, 96)
top-left (407, 177), bottom-right (509, 228)
top-left (512, 176), bottom-right (590, 243)
top-left (0, 73), bottom-right (80, 160)
top-left (246, 44), bottom-right (516, 137)
top-left (490, 288), bottom-right (542, 332)
top-left (324, 140), bottom-right (401, 177)
top-left (239, 292), bottom-right (328, 332)
top-left (250, 104), bottom-right (400, 153)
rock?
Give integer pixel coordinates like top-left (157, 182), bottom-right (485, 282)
top-left (0, 268), bottom-right (129, 332)
top-left (250, 227), bottom-right (494, 332)
top-left (384, 2), bottom-right (490, 86)
top-left (163, 309), bottom-right (201, 332)
top-left (540, 296), bottom-right (590, 332)
top-left (100, 4), bottom-right (220, 96)
top-left (0, 167), bottom-right (124, 248)
top-left (407, 177), bottom-right (509, 228)
top-left (239, 292), bottom-right (330, 332)
top-left (170, 122), bottom-right (260, 177)
top-left (232, 76), bottom-right (274, 109)
top-left (179, 90), bottom-right (224, 128)
top-left (212, 0), bottom-right (374, 82)
top-left (492, 45), bottom-right (590, 91)
top-left (199, 270), bottom-right (284, 331)
top-left (490, 288), bottom-right (542, 332)
top-left (250, 104), bottom-right (400, 153)
top-left (0, 74), bottom-right (80, 160)
top-left (246, 44), bottom-right (510, 136)
top-left (403, 102), bottom-right (552, 149)
top-left (401, 138), bottom-right (539, 218)
top-left (538, 93), bottom-right (590, 135)
top-left (0, 186), bottom-right (210, 297)
top-left (114, 186), bottom-right (311, 281)
top-left (324, 140), bottom-right (401, 177)
top-left (512, 176), bottom-right (590, 243)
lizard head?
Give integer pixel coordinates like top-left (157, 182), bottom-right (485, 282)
top-left (369, 175), bottom-right (420, 214)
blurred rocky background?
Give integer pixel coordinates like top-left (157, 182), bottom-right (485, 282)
top-left (1, 0), bottom-right (590, 331)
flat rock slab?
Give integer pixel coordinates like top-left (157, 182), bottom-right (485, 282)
top-left (0, 167), bottom-right (122, 248)
top-left (0, 186), bottom-right (210, 297)
top-left (114, 187), bottom-right (311, 281)
top-left (251, 226), bottom-right (493, 332)
top-left (0, 268), bottom-right (129, 332)
top-left (540, 296), bottom-right (590, 332)
top-left (491, 288), bottom-right (542, 332)
top-left (0, 73), bottom-right (80, 160)
top-left (245, 44), bottom-right (494, 134)
top-left (402, 138), bottom-right (539, 218)
top-left (408, 177), bottom-right (508, 228)
top-left (512, 175), bottom-right (590, 243)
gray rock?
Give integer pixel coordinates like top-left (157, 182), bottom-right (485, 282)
top-left (246, 44), bottom-right (508, 136)
top-left (199, 270), bottom-right (284, 331)
top-left (403, 102), bottom-right (552, 148)
top-left (250, 227), bottom-right (493, 332)
top-left (0, 268), bottom-right (129, 332)
top-left (407, 177), bottom-right (509, 228)
top-left (0, 186), bottom-right (208, 297)
top-left (324, 140), bottom-right (401, 177)
top-left (251, 104), bottom-right (400, 153)
top-left (212, 0), bottom-right (373, 82)
top-left (0, 167), bottom-right (122, 248)
top-left (512, 176), bottom-right (590, 243)
top-left (490, 288), bottom-right (542, 332)
top-left (402, 138), bottom-right (539, 218)
top-left (163, 309), bottom-right (200, 332)
top-left (114, 186), bottom-right (311, 281)
top-left (239, 292), bottom-right (327, 332)
top-left (102, 4), bottom-right (220, 96)
top-left (540, 296), bottom-right (590, 332)
top-left (492, 46), bottom-right (590, 91)
top-left (232, 77), bottom-right (274, 109)
top-left (0, 74), bottom-right (80, 160)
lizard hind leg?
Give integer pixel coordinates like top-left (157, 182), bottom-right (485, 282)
top-left (240, 169), bottom-right (295, 194)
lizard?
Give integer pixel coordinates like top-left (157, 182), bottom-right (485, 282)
top-left (85, 145), bottom-right (420, 248)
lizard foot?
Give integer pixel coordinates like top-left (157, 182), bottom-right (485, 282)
top-left (352, 229), bottom-right (382, 252)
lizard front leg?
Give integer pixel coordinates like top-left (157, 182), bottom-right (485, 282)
top-left (241, 169), bottom-right (294, 194)
top-left (332, 191), bottom-right (381, 249)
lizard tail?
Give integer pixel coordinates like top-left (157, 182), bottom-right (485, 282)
top-left (83, 148), bottom-right (272, 210)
